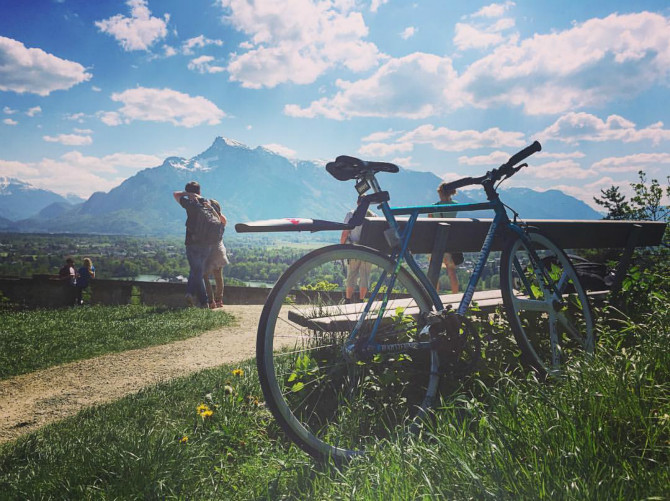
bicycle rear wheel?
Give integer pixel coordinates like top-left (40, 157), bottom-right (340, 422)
top-left (500, 230), bottom-right (594, 375)
top-left (257, 244), bottom-right (438, 461)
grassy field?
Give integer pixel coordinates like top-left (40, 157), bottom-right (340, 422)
top-left (0, 305), bottom-right (234, 380)
top-left (0, 260), bottom-right (668, 499)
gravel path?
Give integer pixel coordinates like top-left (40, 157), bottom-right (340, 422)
top-left (0, 305), bottom-right (265, 444)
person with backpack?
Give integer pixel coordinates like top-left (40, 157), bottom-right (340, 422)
top-left (173, 181), bottom-right (225, 308)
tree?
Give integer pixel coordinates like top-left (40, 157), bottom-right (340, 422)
top-left (629, 171), bottom-right (670, 222)
top-left (594, 171), bottom-right (669, 222)
top-left (593, 186), bottom-right (632, 220)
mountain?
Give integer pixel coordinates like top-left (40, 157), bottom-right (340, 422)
top-left (3, 137), bottom-right (602, 235)
top-left (0, 177), bottom-right (75, 221)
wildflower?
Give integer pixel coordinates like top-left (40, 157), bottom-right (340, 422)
top-left (246, 395), bottom-right (261, 407)
top-left (200, 409), bottom-right (213, 419)
top-left (224, 385), bottom-right (234, 395)
top-left (180, 436), bottom-right (188, 444)
top-left (197, 403), bottom-right (211, 415)
top-left (232, 368), bottom-right (244, 377)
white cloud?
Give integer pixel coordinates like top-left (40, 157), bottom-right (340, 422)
top-left (188, 55), bottom-right (225, 74)
top-left (0, 151), bottom-right (162, 198)
top-left (453, 18), bottom-right (516, 51)
top-left (458, 148), bottom-right (584, 166)
top-left (458, 150), bottom-right (510, 165)
top-left (539, 112), bottom-right (670, 145)
top-left (358, 141), bottom-right (413, 157)
top-left (358, 124), bottom-right (526, 158)
top-left (0, 36), bottom-right (92, 96)
top-left (471, 1), bottom-right (515, 19)
top-left (459, 12), bottom-right (670, 115)
top-left (182, 35), bottom-right (223, 55)
top-left (220, 0), bottom-right (383, 88)
top-left (3, 118), bottom-right (18, 126)
top-left (26, 106), bottom-right (42, 117)
top-left (92, 86), bottom-right (102, 92)
top-left (163, 45), bottom-right (177, 57)
top-left (95, 0), bottom-right (169, 51)
top-left (98, 111), bottom-right (123, 126)
top-left (400, 27), bottom-right (416, 40)
top-left (370, 0), bottom-right (389, 13)
top-left (66, 112), bottom-right (87, 123)
top-left (389, 156), bottom-right (417, 168)
top-left (261, 143), bottom-right (297, 158)
top-left (3, 106), bottom-right (18, 114)
top-left (592, 152), bottom-right (670, 173)
top-left (528, 159), bottom-right (594, 180)
top-left (361, 129), bottom-right (402, 142)
top-left (398, 124), bottom-right (526, 152)
top-left (285, 53), bottom-right (460, 119)
top-left (552, 177), bottom-right (616, 210)
top-left (102, 87), bottom-right (226, 127)
top-left (535, 151), bottom-right (586, 160)
top-left (0, 159), bottom-right (40, 178)
top-left (43, 133), bottom-right (93, 146)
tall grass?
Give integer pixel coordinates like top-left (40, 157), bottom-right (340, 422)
top-left (0, 259), bottom-right (668, 499)
top-left (0, 305), bottom-right (234, 379)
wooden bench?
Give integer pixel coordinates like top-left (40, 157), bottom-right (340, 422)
top-left (284, 218), bottom-right (666, 331)
top-left (359, 217), bottom-right (667, 295)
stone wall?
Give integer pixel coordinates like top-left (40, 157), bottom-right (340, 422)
top-left (0, 276), bottom-right (275, 308)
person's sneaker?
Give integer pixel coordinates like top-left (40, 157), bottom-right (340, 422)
top-left (209, 301), bottom-right (218, 309)
top-left (215, 300), bottom-right (224, 308)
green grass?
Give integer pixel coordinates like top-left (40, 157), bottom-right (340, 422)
top-left (0, 259), bottom-right (668, 499)
top-left (0, 305), bottom-right (234, 380)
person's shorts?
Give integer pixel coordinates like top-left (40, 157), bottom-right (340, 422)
top-left (346, 259), bottom-right (372, 289)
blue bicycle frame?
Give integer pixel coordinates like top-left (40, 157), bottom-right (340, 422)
top-left (350, 185), bottom-right (529, 357)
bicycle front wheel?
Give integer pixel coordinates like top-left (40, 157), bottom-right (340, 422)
top-left (257, 244), bottom-right (438, 462)
top-left (500, 230), bottom-right (594, 375)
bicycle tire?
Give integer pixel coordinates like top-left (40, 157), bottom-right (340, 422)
top-left (256, 244), bottom-right (438, 461)
top-left (500, 229), bottom-right (594, 374)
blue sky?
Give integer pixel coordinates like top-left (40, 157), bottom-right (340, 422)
top-left (1, 0), bottom-right (670, 209)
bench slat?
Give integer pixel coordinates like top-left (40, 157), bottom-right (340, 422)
top-left (359, 217), bottom-right (667, 254)
top-left (286, 289), bottom-right (610, 333)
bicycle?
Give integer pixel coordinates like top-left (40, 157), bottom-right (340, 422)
top-left (236, 140), bottom-right (594, 462)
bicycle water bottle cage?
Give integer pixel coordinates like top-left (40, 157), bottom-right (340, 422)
top-left (326, 155), bottom-right (399, 181)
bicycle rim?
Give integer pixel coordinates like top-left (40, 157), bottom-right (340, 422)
top-left (500, 231), bottom-right (594, 375)
top-left (257, 244), bottom-right (438, 461)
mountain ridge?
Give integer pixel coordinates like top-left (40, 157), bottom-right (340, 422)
top-left (0, 137), bottom-right (603, 235)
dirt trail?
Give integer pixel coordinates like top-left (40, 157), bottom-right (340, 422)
top-left (0, 305), bottom-right (265, 444)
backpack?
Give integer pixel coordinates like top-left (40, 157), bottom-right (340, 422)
top-left (189, 196), bottom-right (225, 245)
top-left (542, 255), bottom-right (614, 292)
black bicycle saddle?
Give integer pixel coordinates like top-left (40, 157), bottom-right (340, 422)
top-left (326, 155), bottom-right (399, 181)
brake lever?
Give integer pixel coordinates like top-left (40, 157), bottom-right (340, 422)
top-left (505, 162), bottom-right (528, 180)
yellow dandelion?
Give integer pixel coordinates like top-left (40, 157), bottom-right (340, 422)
top-left (197, 403), bottom-right (210, 415)
top-left (179, 436), bottom-right (188, 443)
top-left (232, 368), bottom-right (244, 377)
top-left (200, 409), bottom-right (214, 419)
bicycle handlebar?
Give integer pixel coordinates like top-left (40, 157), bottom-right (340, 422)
top-left (439, 141), bottom-right (541, 193)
